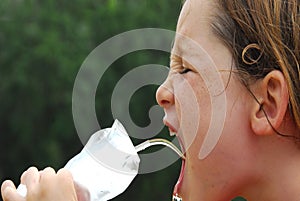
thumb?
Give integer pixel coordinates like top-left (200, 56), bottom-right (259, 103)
top-left (1, 180), bottom-right (24, 201)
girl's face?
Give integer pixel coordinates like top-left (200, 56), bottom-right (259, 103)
top-left (156, 0), bottom-right (259, 200)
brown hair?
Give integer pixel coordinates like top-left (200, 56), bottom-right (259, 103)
top-left (211, 0), bottom-right (300, 133)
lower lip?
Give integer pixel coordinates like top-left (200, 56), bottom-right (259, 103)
top-left (173, 158), bottom-right (185, 198)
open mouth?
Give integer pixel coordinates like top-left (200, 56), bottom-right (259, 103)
top-left (172, 157), bottom-right (185, 201)
top-left (162, 121), bottom-right (186, 201)
top-left (135, 135), bottom-right (186, 201)
top-left (172, 135), bottom-right (186, 201)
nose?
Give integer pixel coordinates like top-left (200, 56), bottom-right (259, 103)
top-left (156, 79), bottom-right (174, 108)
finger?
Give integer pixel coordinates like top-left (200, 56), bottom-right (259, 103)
top-left (40, 167), bottom-right (56, 175)
top-left (20, 167), bottom-right (40, 197)
top-left (1, 180), bottom-right (24, 201)
top-left (38, 167), bottom-right (56, 191)
top-left (25, 167), bottom-right (56, 201)
top-left (39, 167), bottom-right (56, 184)
top-left (56, 168), bottom-right (76, 192)
top-left (21, 167), bottom-right (39, 185)
top-left (56, 168), bottom-right (73, 184)
top-left (1, 180), bottom-right (16, 193)
top-left (56, 169), bottom-right (78, 201)
top-left (1, 180), bottom-right (16, 198)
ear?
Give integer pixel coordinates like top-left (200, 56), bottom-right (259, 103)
top-left (251, 70), bottom-right (289, 136)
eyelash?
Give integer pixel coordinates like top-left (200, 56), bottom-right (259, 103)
top-left (180, 67), bottom-right (191, 74)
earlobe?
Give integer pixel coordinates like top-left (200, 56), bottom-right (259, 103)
top-left (250, 70), bottom-right (289, 136)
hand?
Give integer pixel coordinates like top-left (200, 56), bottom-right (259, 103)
top-left (1, 167), bottom-right (80, 201)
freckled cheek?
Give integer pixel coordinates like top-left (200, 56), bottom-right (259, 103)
top-left (173, 76), bottom-right (212, 152)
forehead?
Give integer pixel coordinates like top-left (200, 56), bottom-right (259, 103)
top-left (173, 0), bottom-right (224, 55)
top-left (177, 0), bottom-right (213, 29)
top-left (171, 33), bottom-right (201, 60)
top-left (171, 0), bottom-right (235, 73)
top-left (171, 0), bottom-right (221, 59)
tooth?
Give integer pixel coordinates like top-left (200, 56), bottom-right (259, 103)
top-left (173, 194), bottom-right (182, 201)
top-left (169, 131), bottom-right (176, 136)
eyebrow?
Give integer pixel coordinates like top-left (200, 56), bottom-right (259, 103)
top-left (171, 35), bottom-right (188, 57)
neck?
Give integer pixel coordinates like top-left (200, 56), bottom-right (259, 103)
top-left (241, 137), bottom-right (300, 201)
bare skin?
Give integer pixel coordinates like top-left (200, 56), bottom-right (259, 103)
top-left (1, 167), bottom-right (81, 201)
top-left (156, 0), bottom-right (300, 200)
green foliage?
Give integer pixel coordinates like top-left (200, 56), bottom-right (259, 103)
top-left (0, 0), bottom-right (181, 200)
top-left (0, 0), bottom-right (246, 200)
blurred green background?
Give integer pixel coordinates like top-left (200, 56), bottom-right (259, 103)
top-left (0, 0), bottom-right (245, 200)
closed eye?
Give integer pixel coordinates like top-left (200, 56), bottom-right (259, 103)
top-left (180, 68), bottom-right (192, 74)
top-left (170, 54), bottom-right (192, 74)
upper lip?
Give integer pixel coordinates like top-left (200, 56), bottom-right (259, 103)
top-left (163, 119), bottom-right (178, 133)
top-left (163, 118), bottom-right (186, 154)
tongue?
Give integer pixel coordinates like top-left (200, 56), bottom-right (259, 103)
top-left (173, 159), bottom-right (185, 198)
